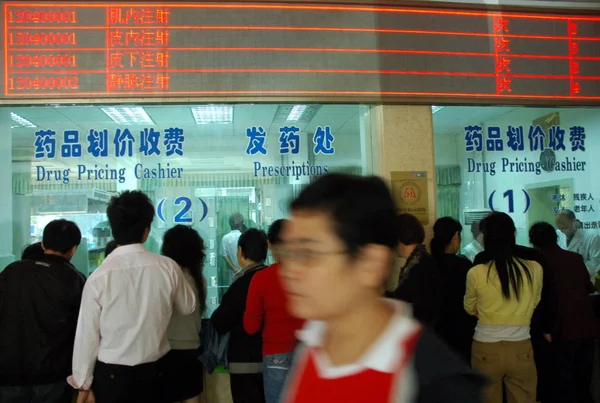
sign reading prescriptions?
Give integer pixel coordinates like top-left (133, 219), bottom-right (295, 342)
top-left (2, 2), bottom-right (600, 101)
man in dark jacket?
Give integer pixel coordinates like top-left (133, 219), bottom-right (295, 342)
top-left (211, 228), bottom-right (268, 403)
top-left (474, 217), bottom-right (558, 403)
top-left (0, 219), bottom-right (85, 403)
top-left (530, 222), bottom-right (599, 403)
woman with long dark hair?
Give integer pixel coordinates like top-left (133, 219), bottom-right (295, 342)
top-left (430, 217), bottom-right (476, 363)
top-left (464, 212), bottom-right (543, 403)
top-left (161, 225), bottom-right (207, 403)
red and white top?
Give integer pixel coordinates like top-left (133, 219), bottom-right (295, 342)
top-left (282, 301), bottom-right (423, 403)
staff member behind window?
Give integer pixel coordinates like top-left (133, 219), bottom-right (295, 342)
top-left (555, 210), bottom-right (600, 283)
top-left (222, 213), bottom-right (246, 283)
top-left (0, 220), bottom-right (85, 403)
top-left (465, 212), bottom-right (543, 403)
top-left (529, 222), bottom-right (599, 403)
top-left (212, 228), bottom-right (268, 403)
top-left (69, 191), bottom-right (196, 403)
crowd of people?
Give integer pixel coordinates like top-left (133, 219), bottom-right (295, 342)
top-left (0, 173), bottom-right (598, 403)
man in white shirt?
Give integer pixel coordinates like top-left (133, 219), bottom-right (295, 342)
top-left (460, 220), bottom-right (484, 263)
top-left (69, 190), bottom-right (196, 403)
top-left (556, 210), bottom-right (600, 282)
top-left (222, 213), bottom-right (245, 284)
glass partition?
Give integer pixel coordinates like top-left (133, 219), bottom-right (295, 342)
top-left (5, 103), bottom-right (372, 316)
top-left (433, 106), bottom-right (599, 254)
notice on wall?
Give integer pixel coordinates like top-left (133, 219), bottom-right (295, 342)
top-left (390, 171), bottom-right (429, 225)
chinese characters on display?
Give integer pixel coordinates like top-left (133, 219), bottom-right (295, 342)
top-left (34, 127), bottom-right (185, 159)
top-left (465, 125), bottom-right (586, 153)
top-left (245, 126), bottom-right (336, 156)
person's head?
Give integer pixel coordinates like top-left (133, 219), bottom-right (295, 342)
top-left (481, 212), bottom-right (532, 300)
top-left (280, 173), bottom-right (397, 321)
top-left (41, 219), bottom-right (82, 260)
top-left (229, 213), bottom-right (245, 231)
top-left (430, 217), bottom-right (463, 259)
top-left (471, 220), bottom-right (482, 242)
top-left (162, 225), bottom-right (207, 313)
top-left (21, 242), bottom-right (44, 260)
top-left (104, 240), bottom-right (118, 257)
top-left (267, 219), bottom-right (288, 262)
top-left (107, 190), bottom-right (154, 245)
top-left (555, 209), bottom-right (578, 238)
top-left (396, 213), bottom-right (425, 258)
top-left (529, 222), bottom-right (559, 251)
top-left (237, 228), bottom-right (268, 268)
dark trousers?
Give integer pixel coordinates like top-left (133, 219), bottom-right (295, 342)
top-left (531, 329), bottom-right (552, 403)
top-left (230, 373), bottom-right (265, 403)
top-left (93, 360), bottom-right (167, 403)
top-left (551, 339), bottom-right (595, 403)
top-left (0, 380), bottom-right (73, 403)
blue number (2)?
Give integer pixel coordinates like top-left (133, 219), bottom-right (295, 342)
top-left (174, 196), bottom-right (193, 224)
top-left (503, 190), bottom-right (515, 213)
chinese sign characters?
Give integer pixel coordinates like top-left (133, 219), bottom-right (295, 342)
top-left (245, 125), bottom-right (335, 156)
top-left (464, 124), bottom-right (588, 177)
top-left (34, 127), bottom-right (186, 185)
top-left (464, 124), bottom-right (586, 153)
top-left (246, 125), bottom-right (335, 180)
top-left (552, 193), bottom-right (595, 215)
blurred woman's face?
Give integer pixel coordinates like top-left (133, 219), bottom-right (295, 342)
top-left (449, 231), bottom-right (461, 254)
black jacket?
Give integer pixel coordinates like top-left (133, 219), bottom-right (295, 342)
top-left (474, 245), bottom-right (558, 334)
top-left (392, 251), bottom-right (443, 327)
top-left (0, 255), bottom-right (86, 385)
top-left (414, 328), bottom-right (486, 402)
top-left (211, 263), bottom-right (266, 367)
top-left (434, 254), bottom-right (477, 363)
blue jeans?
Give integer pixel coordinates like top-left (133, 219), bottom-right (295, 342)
top-left (263, 352), bottom-right (293, 403)
top-left (0, 381), bottom-right (73, 403)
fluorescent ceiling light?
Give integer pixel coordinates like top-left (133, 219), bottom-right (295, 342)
top-left (11, 112), bottom-right (37, 128)
top-left (101, 107), bottom-right (153, 125)
top-left (431, 106), bottom-right (445, 114)
top-left (286, 105), bottom-right (307, 121)
top-left (191, 105), bottom-right (233, 125)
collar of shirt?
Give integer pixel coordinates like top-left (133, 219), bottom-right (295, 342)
top-left (104, 243), bottom-right (147, 259)
top-left (296, 300), bottom-right (420, 375)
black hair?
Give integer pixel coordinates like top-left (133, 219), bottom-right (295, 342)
top-left (396, 213), bottom-right (425, 246)
top-left (42, 219), bottom-right (82, 254)
top-left (22, 242), bottom-right (44, 260)
top-left (529, 222), bottom-right (558, 249)
top-left (267, 219), bottom-right (287, 245)
top-left (238, 228), bottom-right (268, 264)
top-left (290, 174), bottom-right (397, 256)
top-left (107, 190), bottom-right (155, 245)
top-left (161, 225), bottom-right (207, 314)
top-left (431, 217), bottom-right (462, 260)
top-left (104, 240), bottom-right (118, 257)
top-left (481, 212), bottom-right (532, 300)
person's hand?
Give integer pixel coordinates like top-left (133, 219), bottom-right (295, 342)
top-left (76, 389), bottom-right (96, 403)
top-left (543, 333), bottom-right (552, 343)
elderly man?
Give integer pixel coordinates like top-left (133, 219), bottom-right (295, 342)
top-left (555, 210), bottom-right (600, 283)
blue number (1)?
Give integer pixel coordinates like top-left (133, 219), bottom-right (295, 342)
top-left (174, 196), bottom-right (193, 224)
top-left (503, 189), bottom-right (515, 213)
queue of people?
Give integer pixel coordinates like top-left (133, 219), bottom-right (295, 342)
top-left (0, 173), bottom-right (598, 403)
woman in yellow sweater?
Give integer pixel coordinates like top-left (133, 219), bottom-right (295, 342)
top-left (464, 213), bottom-right (543, 403)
